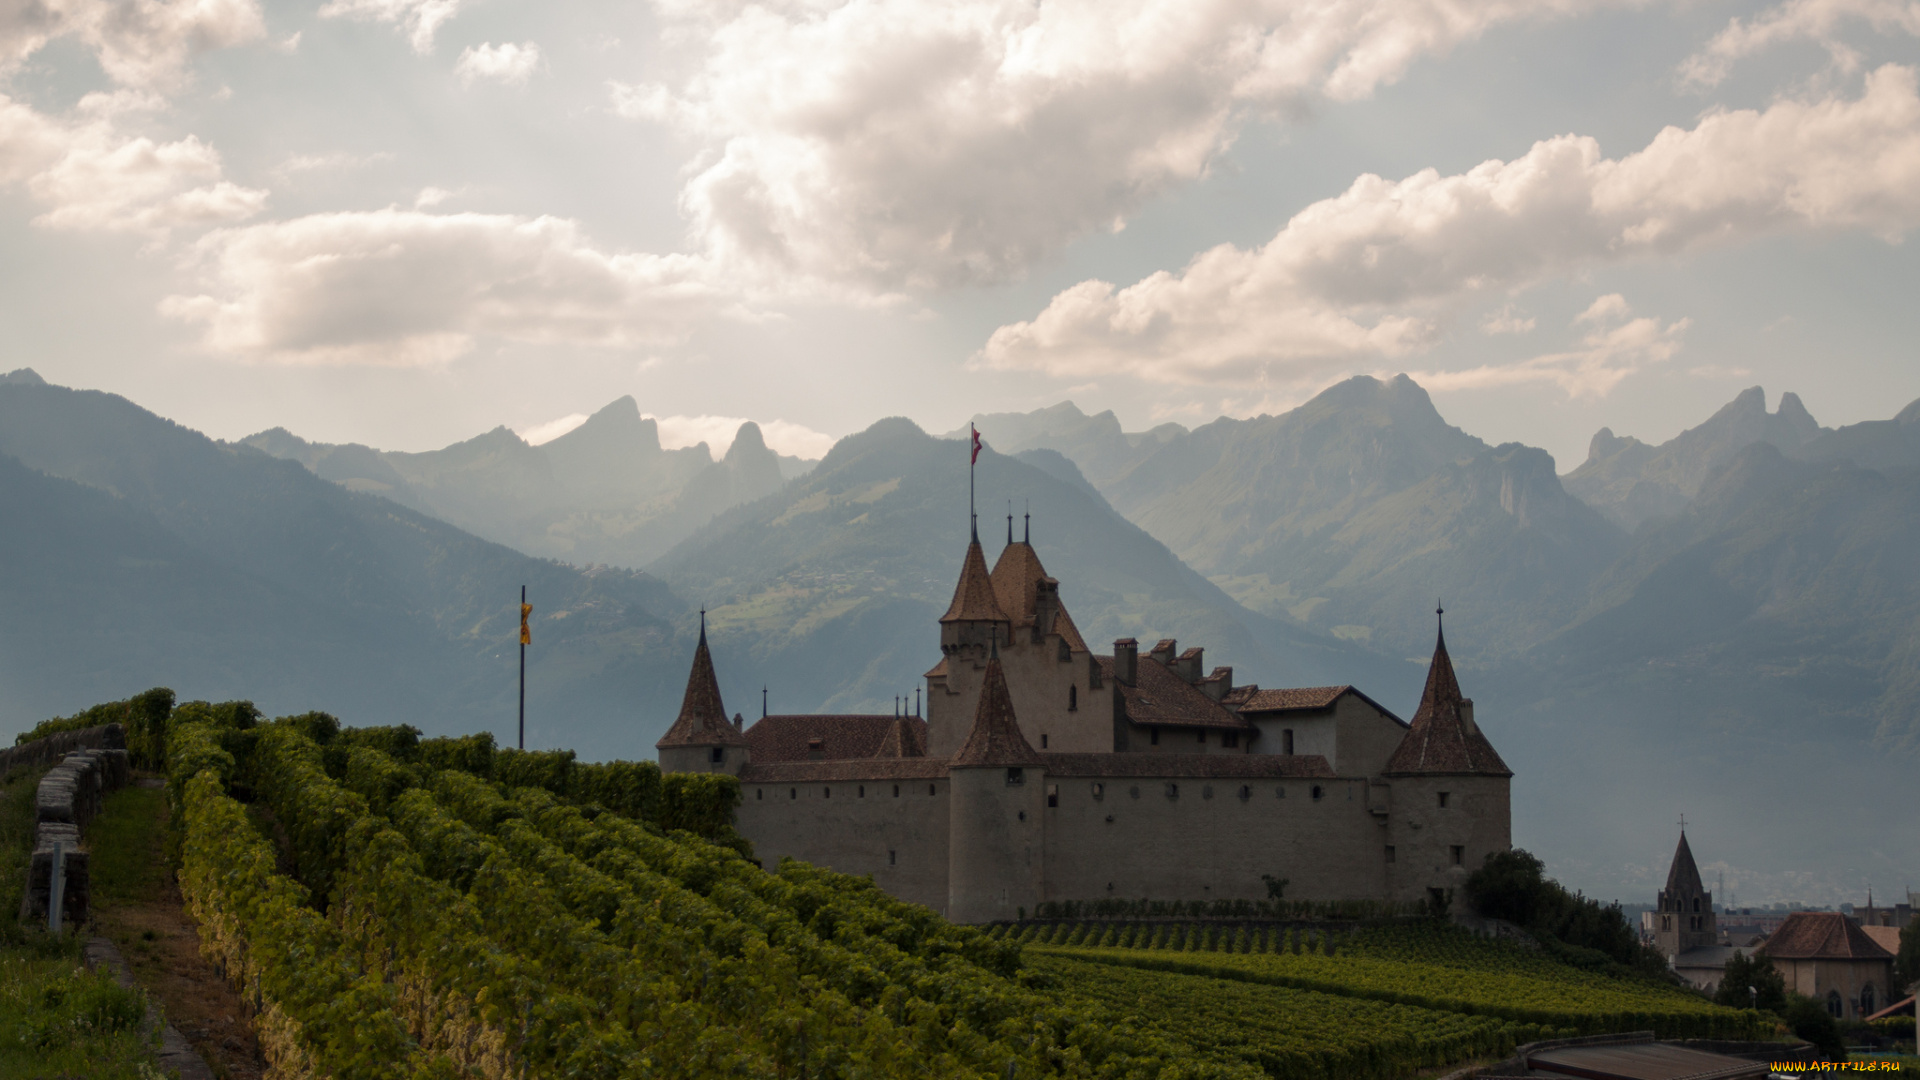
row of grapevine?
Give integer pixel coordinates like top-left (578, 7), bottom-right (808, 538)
top-left (1019, 921), bottom-right (1767, 1039)
top-left (1034, 954), bottom-right (1546, 1080)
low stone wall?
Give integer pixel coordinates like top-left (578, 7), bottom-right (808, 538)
top-left (0, 723), bottom-right (125, 778)
top-left (14, 729), bottom-right (133, 927)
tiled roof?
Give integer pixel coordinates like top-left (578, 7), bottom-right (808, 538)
top-left (1219, 684), bottom-right (1261, 708)
top-left (1383, 623), bottom-right (1510, 777)
top-left (1761, 912), bottom-right (1895, 960)
top-left (989, 541), bottom-right (1088, 652)
top-left (876, 716), bottom-right (927, 758)
top-left (1050, 602), bottom-right (1089, 653)
top-left (924, 656), bottom-right (949, 680)
top-left (951, 652), bottom-right (1043, 766)
top-left (1041, 752), bottom-right (1336, 779)
top-left (743, 714), bottom-right (926, 763)
top-left (1861, 926), bottom-right (1903, 956)
top-left (940, 539), bottom-right (1008, 624)
top-left (656, 625), bottom-right (748, 748)
top-left (740, 759), bottom-right (949, 783)
top-left (1239, 686), bottom-right (1349, 712)
top-left (1664, 833), bottom-right (1705, 897)
top-left (1101, 655), bottom-right (1251, 730)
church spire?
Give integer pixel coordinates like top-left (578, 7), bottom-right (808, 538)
top-left (940, 534), bottom-right (1008, 624)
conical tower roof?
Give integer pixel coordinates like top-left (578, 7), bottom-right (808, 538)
top-left (1384, 612), bottom-right (1510, 776)
top-left (656, 617), bottom-right (747, 748)
top-left (1664, 833), bottom-right (1705, 896)
top-left (941, 538), bottom-right (1009, 624)
top-left (951, 645), bottom-right (1042, 767)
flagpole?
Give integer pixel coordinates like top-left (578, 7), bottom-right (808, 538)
top-left (518, 584), bottom-right (526, 751)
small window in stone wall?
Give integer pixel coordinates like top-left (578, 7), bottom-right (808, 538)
top-left (1165, 782), bottom-right (1179, 800)
top-left (1201, 785), bottom-right (1214, 800)
top-left (1092, 782), bottom-right (1105, 800)
top-left (893, 784), bottom-right (901, 797)
top-left (1311, 785), bottom-right (1323, 801)
top-left (928, 784), bottom-right (937, 796)
top-left (1283, 729), bottom-right (1294, 755)
top-left (1385, 845), bottom-right (1396, 863)
top-left (1059, 640), bottom-right (1072, 663)
top-left (1237, 785), bottom-right (1251, 801)
top-left (1047, 784), bottom-right (1059, 808)
top-left (824, 787), bottom-right (831, 799)
top-left (710, 747), bottom-right (726, 764)
top-left (1197, 729), bottom-right (1206, 744)
top-left (1068, 686), bottom-right (1077, 711)
top-left (1129, 785), bottom-right (1140, 799)
top-left (1437, 792), bottom-right (1449, 808)
top-left (757, 788), bottom-right (763, 800)
top-left (789, 788), bottom-right (797, 800)
top-left (858, 785), bottom-right (865, 798)
top-left (1006, 767), bottom-right (1025, 786)
top-left (1149, 727), bottom-right (1159, 746)
top-left (1041, 734), bottom-right (1049, 749)
top-left (888, 850), bottom-right (897, 866)
top-left (1450, 845), bottom-right (1464, 866)
top-left (1277, 786), bottom-right (1286, 799)
top-left (1222, 731), bottom-right (1238, 748)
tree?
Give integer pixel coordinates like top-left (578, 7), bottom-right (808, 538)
top-left (1713, 951), bottom-right (1787, 1013)
top-left (1465, 849), bottom-right (1655, 971)
top-left (1782, 994), bottom-right (1846, 1060)
top-left (1895, 921), bottom-right (1920, 995)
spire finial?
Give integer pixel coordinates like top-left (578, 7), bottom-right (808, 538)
top-left (1678, 812), bottom-right (1687, 833)
top-left (762, 685), bottom-right (768, 719)
top-left (1007, 499), bottom-right (1013, 545)
top-left (915, 686), bottom-right (921, 716)
top-left (1024, 499), bottom-right (1030, 543)
top-left (699, 608), bottom-right (707, 642)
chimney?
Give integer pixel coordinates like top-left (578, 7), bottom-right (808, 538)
top-left (1201, 666), bottom-right (1233, 702)
top-left (1175, 647), bottom-right (1203, 683)
top-left (1113, 639), bottom-right (1138, 686)
top-left (1033, 579), bottom-right (1059, 640)
top-left (1149, 639), bottom-right (1176, 667)
top-left (733, 712), bottom-right (744, 732)
top-left (1460, 699), bottom-right (1476, 736)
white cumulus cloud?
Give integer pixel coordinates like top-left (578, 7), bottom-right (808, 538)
top-left (979, 65), bottom-right (1920, 389)
top-left (317, 0), bottom-right (462, 54)
top-left (1411, 296), bottom-right (1688, 398)
top-left (1680, 0), bottom-right (1920, 89)
top-left (159, 209), bottom-right (721, 364)
top-left (0, 91), bottom-right (266, 235)
top-left (626, 0), bottom-right (1637, 293)
top-left (0, 0), bottom-right (265, 91)
top-left (456, 41), bottom-right (540, 87)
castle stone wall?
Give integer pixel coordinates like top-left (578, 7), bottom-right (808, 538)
top-left (949, 765), bottom-right (1046, 922)
top-left (1040, 773), bottom-right (1388, 905)
top-left (737, 776), bottom-right (952, 913)
top-left (1383, 775), bottom-right (1510, 904)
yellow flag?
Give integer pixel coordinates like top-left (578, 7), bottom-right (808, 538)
top-left (520, 602), bottom-right (532, 645)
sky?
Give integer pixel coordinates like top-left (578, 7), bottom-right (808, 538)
top-left (2, 0), bottom-right (1919, 468)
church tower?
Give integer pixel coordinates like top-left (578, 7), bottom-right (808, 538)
top-left (655, 614), bottom-right (749, 775)
top-left (1653, 831), bottom-right (1716, 957)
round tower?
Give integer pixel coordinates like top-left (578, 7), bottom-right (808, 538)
top-left (947, 636), bottom-right (1045, 923)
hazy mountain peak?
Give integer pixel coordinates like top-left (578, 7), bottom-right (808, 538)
top-left (1895, 398), bottom-right (1920, 425)
top-left (724, 420), bottom-right (768, 462)
top-left (1, 368), bottom-right (47, 386)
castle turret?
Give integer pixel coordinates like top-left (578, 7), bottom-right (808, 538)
top-left (946, 637), bottom-right (1044, 923)
top-left (1653, 831), bottom-right (1716, 957)
top-left (656, 614), bottom-right (749, 775)
top-left (926, 527), bottom-right (1012, 755)
top-left (1383, 609), bottom-right (1512, 906)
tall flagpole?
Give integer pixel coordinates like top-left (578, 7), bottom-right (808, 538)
top-left (969, 422), bottom-right (980, 540)
top-left (518, 584), bottom-right (528, 751)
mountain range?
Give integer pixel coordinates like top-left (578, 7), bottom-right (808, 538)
top-left (2, 364), bottom-right (1916, 904)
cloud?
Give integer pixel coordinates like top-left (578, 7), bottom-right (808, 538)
top-left (456, 41), bottom-right (540, 87)
top-left (0, 91), bottom-right (266, 235)
top-left (159, 209), bottom-right (720, 364)
top-left (979, 65), bottom-right (1920, 388)
top-left (317, 0), bottom-right (462, 54)
top-left (645, 413), bottom-right (836, 459)
top-left (518, 412), bottom-right (590, 445)
top-left (1411, 296), bottom-right (1689, 399)
top-left (628, 0), bottom-right (1635, 293)
top-left (1481, 304), bottom-right (1536, 335)
top-left (0, 0), bottom-right (265, 91)
top-left (1680, 0), bottom-right (1920, 89)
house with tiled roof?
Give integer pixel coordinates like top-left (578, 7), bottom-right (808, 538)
top-left (660, 515), bottom-right (1513, 921)
top-left (1761, 911), bottom-right (1898, 1020)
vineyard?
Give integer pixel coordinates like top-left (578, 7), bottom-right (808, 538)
top-left (1002, 921), bottom-right (1768, 1040)
top-left (11, 693), bottom-right (1778, 1079)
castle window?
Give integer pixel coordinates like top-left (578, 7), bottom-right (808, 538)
top-left (1385, 845), bottom-right (1396, 863)
top-left (1165, 782), bottom-right (1179, 800)
top-left (929, 784), bottom-right (936, 795)
top-left (824, 787), bottom-right (831, 798)
top-left (858, 785), bottom-right (865, 798)
top-left (1662, 915), bottom-right (1672, 931)
top-left (1041, 734), bottom-right (1049, 749)
top-left (888, 850), bottom-right (896, 866)
top-left (892, 785), bottom-right (900, 797)
top-left (757, 788), bottom-right (763, 800)
top-left (1437, 792), bottom-right (1449, 808)
top-left (710, 747), bottom-right (726, 764)
top-left (1149, 727), bottom-right (1159, 746)
top-left (1059, 640), bottom-right (1072, 663)
top-left (1092, 783), bottom-right (1104, 799)
top-left (1047, 784), bottom-right (1059, 808)
top-left (1450, 845), bottom-right (1464, 866)
top-left (1277, 787), bottom-right (1286, 798)
top-left (789, 788), bottom-right (797, 800)
top-left (1222, 731), bottom-right (1238, 748)
top-left (1006, 768), bottom-right (1025, 786)
top-left (1237, 785), bottom-right (1251, 801)
top-left (1129, 785), bottom-right (1140, 799)
top-left (1826, 991), bottom-right (1843, 1018)
top-left (1283, 730), bottom-right (1294, 755)
top-left (1068, 686), bottom-right (1077, 711)
top-left (1311, 785), bottom-right (1324, 801)
top-left (1692, 898), bottom-right (1700, 912)
top-left (1202, 785), bottom-right (1214, 800)
top-left (1197, 729), bottom-right (1207, 744)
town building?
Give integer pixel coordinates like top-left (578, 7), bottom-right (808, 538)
top-left (656, 522), bottom-right (1513, 922)
top-left (1761, 912), bottom-right (1898, 1020)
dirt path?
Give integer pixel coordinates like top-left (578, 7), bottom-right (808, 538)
top-left (86, 779), bottom-right (267, 1080)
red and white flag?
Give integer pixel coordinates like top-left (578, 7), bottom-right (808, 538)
top-left (970, 424), bottom-right (982, 464)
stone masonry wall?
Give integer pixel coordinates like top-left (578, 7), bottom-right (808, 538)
top-left (14, 726), bottom-right (132, 927)
top-left (738, 775), bottom-right (952, 913)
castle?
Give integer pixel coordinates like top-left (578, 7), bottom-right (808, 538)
top-left (657, 520), bottom-right (1512, 923)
